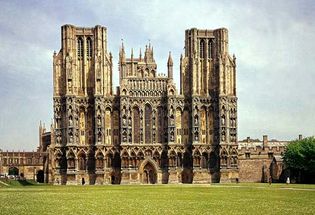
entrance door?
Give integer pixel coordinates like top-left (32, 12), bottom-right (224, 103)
top-left (8, 167), bottom-right (19, 176)
top-left (36, 170), bottom-right (44, 183)
top-left (143, 162), bottom-right (156, 184)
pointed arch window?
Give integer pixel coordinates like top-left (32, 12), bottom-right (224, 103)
top-left (200, 40), bottom-right (205, 58)
top-left (77, 37), bottom-right (83, 58)
top-left (87, 37), bottom-right (92, 58)
top-left (208, 40), bottom-right (212, 58)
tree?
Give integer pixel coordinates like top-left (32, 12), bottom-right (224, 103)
top-left (283, 136), bottom-right (315, 183)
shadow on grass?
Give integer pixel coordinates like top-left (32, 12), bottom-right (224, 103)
top-left (0, 179), bottom-right (39, 187)
top-left (17, 180), bottom-right (36, 186)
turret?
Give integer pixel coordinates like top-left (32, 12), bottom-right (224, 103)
top-left (119, 41), bottom-right (126, 82)
top-left (144, 43), bottom-right (155, 63)
top-left (167, 51), bottom-right (173, 79)
top-left (139, 48), bottom-right (142, 61)
top-left (119, 41), bottom-right (126, 63)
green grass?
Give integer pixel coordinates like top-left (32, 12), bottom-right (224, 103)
top-left (0, 179), bottom-right (39, 187)
top-left (0, 183), bottom-right (314, 215)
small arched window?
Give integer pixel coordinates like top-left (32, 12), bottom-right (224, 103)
top-left (77, 37), bottom-right (83, 58)
top-left (87, 37), bottom-right (92, 58)
top-left (200, 40), bottom-right (204, 58)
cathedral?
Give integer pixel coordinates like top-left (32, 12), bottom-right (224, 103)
top-left (50, 24), bottom-right (238, 185)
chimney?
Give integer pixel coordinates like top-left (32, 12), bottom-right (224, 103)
top-left (298, 134), bottom-right (303, 140)
top-left (263, 135), bottom-right (268, 149)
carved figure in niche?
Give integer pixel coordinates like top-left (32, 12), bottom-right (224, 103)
top-left (96, 107), bottom-right (100, 116)
top-left (221, 131), bottom-right (226, 141)
top-left (97, 116), bottom-right (101, 126)
top-left (195, 133), bottom-right (198, 141)
top-left (122, 116), bottom-right (127, 126)
top-left (75, 128), bottom-right (79, 137)
top-left (68, 106), bottom-right (72, 116)
top-left (221, 115), bottom-right (225, 126)
top-left (68, 80), bottom-right (73, 93)
top-left (69, 116), bottom-right (73, 126)
top-left (128, 117), bottom-right (132, 126)
top-left (170, 131), bottom-right (174, 141)
top-left (69, 131), bottom-right (73, 143)
top-left (231, 135), bottom-right (235, 142)
top-left (194, 115), bottom-right (198, 125)
top-left (122, 107), bottom-right (126, 116)
top-left (98, 132), bottom-right (102, 142)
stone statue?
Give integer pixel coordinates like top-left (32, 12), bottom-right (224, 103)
top-left (221, 115), bottom-right (225, 125)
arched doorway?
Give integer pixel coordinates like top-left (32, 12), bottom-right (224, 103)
top-left (142, 162), bottom-right (157, 184)
top-left (8, 167), bottom-right (19, 176)
top-left (37, 170), bottom-right (44, 183)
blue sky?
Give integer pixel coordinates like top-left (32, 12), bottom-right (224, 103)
top-left (0, 0), bottom-right (314, 150)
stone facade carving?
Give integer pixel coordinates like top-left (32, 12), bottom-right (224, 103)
top-left (49, 24), bottom-right (238, 185)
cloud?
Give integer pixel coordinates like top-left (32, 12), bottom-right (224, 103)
top-left (0, 0), bottom-right (314, 150)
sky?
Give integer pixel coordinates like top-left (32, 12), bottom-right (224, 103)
top-left (0, 0), bottom-right (314, 151)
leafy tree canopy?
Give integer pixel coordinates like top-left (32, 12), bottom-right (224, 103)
top-left (283, 136), bottom-right (315, 173)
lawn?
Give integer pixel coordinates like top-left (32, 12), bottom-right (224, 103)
top-left (0, 182), bottom-right (314, 215)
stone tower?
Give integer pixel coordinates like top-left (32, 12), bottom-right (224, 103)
top-left (52, 25), bottom-right (115, 184)
top-left (180, 28), bottom-right (238, 182)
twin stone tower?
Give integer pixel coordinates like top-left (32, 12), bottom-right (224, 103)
top-left (51, 24), bottom-right (237, 185)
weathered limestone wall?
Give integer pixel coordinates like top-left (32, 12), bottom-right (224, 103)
top-left (1, 165), bottom-right (43, 180)
top-left (238, 159), bottom-right (272, 182)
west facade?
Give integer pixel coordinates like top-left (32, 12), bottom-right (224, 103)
top-left (0, 25), bottom-right (292, 185)
top-left (49, 24), bottom-right (238, 185)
